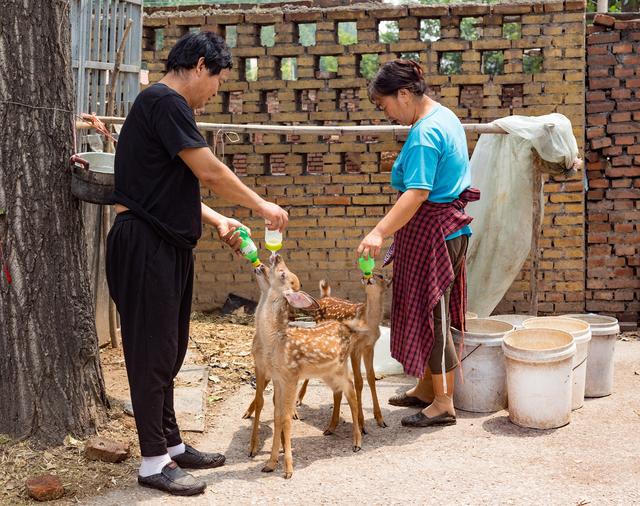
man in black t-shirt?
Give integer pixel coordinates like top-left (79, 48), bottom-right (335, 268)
top-left (106, 32), bottom-right (288, 496)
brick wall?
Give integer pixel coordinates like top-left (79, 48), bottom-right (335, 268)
top-left (585, 14), bottom-right (640, 325)
top-left (142, 1), bottom-right (586, 315)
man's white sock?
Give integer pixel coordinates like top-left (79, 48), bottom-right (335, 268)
top-left (138, 453), bottom-right (172, 477)
top-left (167, 443), bottom-right (186, 458)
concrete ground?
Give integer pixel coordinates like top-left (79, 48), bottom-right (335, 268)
top-left (85, 340), bottom-right (640, 505)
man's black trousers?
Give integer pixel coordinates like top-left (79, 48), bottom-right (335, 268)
top-left (106, 212), bottom-right (193, 457)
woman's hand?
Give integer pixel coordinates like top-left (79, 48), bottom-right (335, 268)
top-left (357, 229), bottom-right (384, 259)
top-left (216, 217), bottom-right (248, 252)
top-left (256, 201), bottom-right (288, 232)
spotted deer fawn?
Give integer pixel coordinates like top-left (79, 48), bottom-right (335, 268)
top-left (297, 273), bottom-right (389, 433)
top-left (241, 262), bottom-right (301, 457)
top-left (256, 254), bottom-right (367, 479)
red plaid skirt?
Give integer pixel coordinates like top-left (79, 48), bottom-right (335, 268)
top-left (383, 188), bottom-right (480, 378)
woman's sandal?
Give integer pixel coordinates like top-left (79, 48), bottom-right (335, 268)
top-left (388, 392), bottom-right (430, 408)
top-left (401, 411), bottom-right (457, 427)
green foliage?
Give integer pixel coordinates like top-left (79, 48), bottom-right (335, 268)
top-left (154, 28), bottom-right (164, 51)
top-left (338, 22), bottom-right (357, 45)
top-left (523, 49), bottom-right (544, 74)
top-left (360, 54), bottom-right (379, 79)
top-left (260, 25), bottom-right (275, 47)
top-left (439, 52), bottom-right (462, 75)
top-left (586, 0), bottom-right (638, 12)
top-left (420, 19), bottom-right (440, 42)
top-left (299, 23), bottom-right (316, 46)
top-left (483, 51), bottom-right (504, 75)
top-left (281, 58), bottom-right (297, 80)
top-left (503, 22), bottom-right (521, 40)
top-left (319, 56), bottom-right (338, 73)
top-left (401, 52), bottom-right (420, 62)
top-left (460, 17), bottom-right (481, 41)
top-left (245, 58), bottom-right (258, 81)
top-left (225, 26), bottom-right (237, 48)
top-left (379, 20), bottom-right (399, 43)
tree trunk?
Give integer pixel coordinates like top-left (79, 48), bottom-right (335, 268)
top-left (0, 0), bottom-right (108, 444)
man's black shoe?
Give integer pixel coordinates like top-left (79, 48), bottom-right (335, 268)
top-left (137, 461), bottom-right (206, 496)
top-left (172, 444), bottom-right (226, 470)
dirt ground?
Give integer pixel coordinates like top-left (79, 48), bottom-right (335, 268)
top-left (0, 311), bottom-right (255, 505)
top-left (2, 315), bottom-right (639, 505)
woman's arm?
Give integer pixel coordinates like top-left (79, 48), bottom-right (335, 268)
top-left (357, 189), bottom-right (430, 258)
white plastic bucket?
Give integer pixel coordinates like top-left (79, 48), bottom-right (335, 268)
top-left (373, 326), bottom-right (404, 376)
top-left (502, 329), bottom-right (576, 429)
top-left (565, 314), bottom-right (620, 397)
top-left (487, 314), bottom-right (530, 329)
top-left (452, 319), bottom-right (514, 413)
top-left (522, 317), bottom-right (591, 410)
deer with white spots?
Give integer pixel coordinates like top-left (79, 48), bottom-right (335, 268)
top-left (241, 262), bottom-right (300, 457)
top-left (296, 273), bottom-right (390, 433)
top-left (255, 254), bottom-right (367, 479)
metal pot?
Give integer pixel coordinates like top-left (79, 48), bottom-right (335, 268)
top-left (70, 152), bottom-right (115, 205)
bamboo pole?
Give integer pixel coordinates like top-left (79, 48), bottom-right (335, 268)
top-left (103, 19), bottom-right (133, 349)
top-left (77, 116), bottom-right (518, 135)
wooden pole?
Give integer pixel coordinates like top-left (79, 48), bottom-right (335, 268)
top-left (77, 117), bottom-right (517, 135)
top-left (529, 169), bottom-right (545, 317)
top-left (103, 19), bottom-right (133, 349)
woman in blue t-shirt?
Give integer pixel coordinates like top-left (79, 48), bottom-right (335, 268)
top-left (357, 59), bottom-right (479, 428)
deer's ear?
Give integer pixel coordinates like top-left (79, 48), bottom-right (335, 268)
top-left (284, 290), bottom-right (319, 310)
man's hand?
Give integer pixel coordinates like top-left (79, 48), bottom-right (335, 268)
top-left (257, 201), bottom-right (288, 232)
top-left (357, 229), bottom-right (384, 259)
top-left (216, 217), bottom-right (248, 252)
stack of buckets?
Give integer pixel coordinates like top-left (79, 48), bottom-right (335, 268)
top-left (453, 313), bottom-right (620, 430)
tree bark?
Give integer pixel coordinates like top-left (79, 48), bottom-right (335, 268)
top-left (0, 0), bottom-right (108, 444)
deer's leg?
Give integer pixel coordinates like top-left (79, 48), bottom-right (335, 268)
top-left (296, 379), bottom-right (309, 407)
top-left (248, 369), bottom-right (268, 457)
top-left (363, 345), bottom-right (386, 428)
top-left (242, 367), bottom-right (258, 419)
top-left (262, 381), bottom-right (283, 473)
top-left (350, 350), bottom-right (366, 434)
top-left (281, 380), bottom-right (298, 479)
top-left (323, 390), bottom-right (342, 435)
top-left (336, 374), bottom-right (362, 452)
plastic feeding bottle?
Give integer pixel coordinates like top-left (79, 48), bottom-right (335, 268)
top-left (264, 220), bottom-right (282, 255)
top-left (358, 256), bottom-right (375, 279)
top-left (237, 226), bottom-right (262, 268)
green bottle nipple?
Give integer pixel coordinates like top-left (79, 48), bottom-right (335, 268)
top-left (358, 256), bottom-right (375, 279)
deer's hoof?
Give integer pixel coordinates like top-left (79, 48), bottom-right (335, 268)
top-left (353, 445), bottom-right (361, 452)
top-left (360, 426), bottom-right (368, 435)
top-left (261, 464), bottom-right (276, 473)
top-left (322, 428), bottom-right (334, 436)
top-left (292, 410), bottom-right (300, 420)
top-left (242, 412), bottom-right (252, 419)
top-left (284, 471), bottom-right (293, 479)
top-left (378, 420), bottom-right (388, 428)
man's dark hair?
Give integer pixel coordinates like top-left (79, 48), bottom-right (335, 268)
top-left (166, 31), bottom-right (232, 75)
top-left (368, 59), bottom-right (428, 103)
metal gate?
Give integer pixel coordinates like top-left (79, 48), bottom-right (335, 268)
top-left (71, 0), bottom-right (142, 121)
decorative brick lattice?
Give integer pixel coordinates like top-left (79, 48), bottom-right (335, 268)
top-left (143, 2), bottom-right (587, 316)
